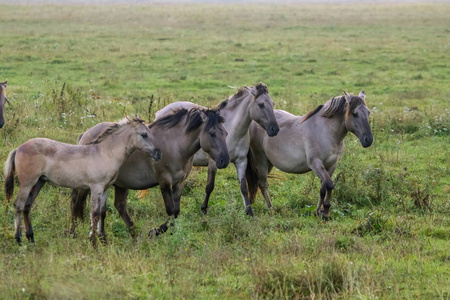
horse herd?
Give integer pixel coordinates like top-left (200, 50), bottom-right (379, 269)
top-left (1, 82), bottom-right (373, 246)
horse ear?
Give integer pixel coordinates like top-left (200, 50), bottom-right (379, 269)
top-left (358, 91), bottom-right (366, 100)
top-left (0, 81), bottom-right (6, 88)
top-left (343, 91), bottom-right (352, 102)
top-left (245, 86), bottom-right (257, 98)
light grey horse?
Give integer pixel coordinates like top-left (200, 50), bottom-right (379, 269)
top-left (0, 81), bottom-right (8, 128)
top-left (71, 108), bottom-right (229, 237)
top-left (246, 91), bottom-right (373, 219)
top-left (4, 117), bottom-right (161, 246)
top-left (155, 83), bottom-right (279, 216)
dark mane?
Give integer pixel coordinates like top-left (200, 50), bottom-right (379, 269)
top-left (231, 82), bottom-right (269, 101)
top-left (301, 105), bottom-right (324, 123)
top-left (347, 95), bottom-right (366, 112)
top-left (149, 108), bottom-right (189, 130)
top-left (322, 96), bottom-right (347, 118)
top-left (203, 109), bottom-right (225, 131)
top-left (216, 98), bottom-right (229, 110)
top-left (253, 82), bottom-right (269, 99)
top-left (149, 108), bottom-right (224, 132)
top-left (301, 93), bottom-right (366, 122)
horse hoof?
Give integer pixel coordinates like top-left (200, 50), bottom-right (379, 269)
top-left (89, 236), bottom-right (98, 249)
top-left (16, 238), bottom-right (22, 246)
top-left (128, 226), bottom-right (138, 239)
top-left (201, 207), bottom-right (208, 215)
top-left (246, 206), bottom-right (254, 217)
top-left (98, 235), bottom-right (107, 245)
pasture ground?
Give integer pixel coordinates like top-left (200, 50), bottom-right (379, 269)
top-left (0, 2), bottom-right (449, 299)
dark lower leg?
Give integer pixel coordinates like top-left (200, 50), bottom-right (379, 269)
top-left (71, 189), bottom-right (89, 234)
top-left (240, 178), bottom-right (253, 216)
top-left (114, 187), bottom-right (135, 236)
top-left (201, 162), bottom-right (217, 215)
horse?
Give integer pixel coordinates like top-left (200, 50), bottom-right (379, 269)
top-left (4, 116), bottom-right (161, 246)
top-left (71, 107), bottom-right (229, 237)
top-left (246, 91), bottom-right (373, 219)
top-left (0, 81), bottom-right (9, 128)
top-left (155, 82), bottom-right (279, 216)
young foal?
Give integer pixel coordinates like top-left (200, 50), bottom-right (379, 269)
top-left (246, 91), bottom-right (373, 219)
top-left (4, 117), bottom-right (160, 245)
top-left (0, 81), bottom-right (8, 128)
top-left (155, 83), bottom-right (279, 216)
top-left (71, 108), bottom-right (229, 237)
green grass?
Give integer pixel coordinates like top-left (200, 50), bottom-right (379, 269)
top-left (0, 2), bottom-right (449, 299)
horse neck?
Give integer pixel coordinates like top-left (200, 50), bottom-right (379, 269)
top-left (154, 122), bottom-right (202, 160)
top-left (221, 93), bottom-right (253, 139)
top-left (94, 126), bottom-right (135, 165)
top-left (178, 126), bottom-right (203, 158)
top-left (317, 111), bottom-right (348, 145)
top-left (0, 90), bottom-right (5, 107)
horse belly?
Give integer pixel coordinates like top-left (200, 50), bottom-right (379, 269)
top-left (115, 168), bottom-right (158, 190)
top-left (192, 150), bottom-right (209, 166)
top-left (270, 156), bottom-right (310, 174)
top-left (263, 137), bottom-right (309, 174)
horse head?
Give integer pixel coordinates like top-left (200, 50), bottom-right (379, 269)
top-left (344, 91), bottom-right (373, 148)
top-left (196, 109), bottom-right (230, 169)
top-left (246, 83), bottom-right (279, 137)
top-left (128, 116), bottom-right (161, 161)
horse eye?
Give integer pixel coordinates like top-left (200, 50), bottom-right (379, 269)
top-left (353, 113), bottom-right (358, 118)
top-left (258, 103), bottom-right (265, 109)
top-left (141, 132), bottom-right (148, 138)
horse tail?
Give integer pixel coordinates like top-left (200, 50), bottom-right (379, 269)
top-left (246, 149), bottom-right (259, 204)
top-left (4, 149), bottom-right (16, 202)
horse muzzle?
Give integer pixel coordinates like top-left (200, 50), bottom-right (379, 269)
top-left (148, 148), bottom-right (162, 161)
top-left (360, 135), bottom-right (374, 148)
top-left (215, 153), bottom-right (230, 169)
top-left (266, 124), bottom-right (280, 137)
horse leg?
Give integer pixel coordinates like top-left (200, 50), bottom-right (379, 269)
top-left (201, 159), bottom-right (217, 215)
top-left (89, 187), bottom-right (103, 247)
top-left (309, 159), bottom-right (334, 220)
top-left (257, 159), bottom-right (273, 209)
top-left (172, 183), bottom-right (183, 219)
top-left (236, 158), bottom-right (253, 216)
top-left (321, 166), bottom-right (337, 220)
top-left (149, 183), bottom-right (175, 236)
top-left (97, 189), bottom-right (109, 244)
top-left (70, 188), bottom-right (89, 235)
top-left (23, 179), bottom-right (46, 243)
top-left (114, 186), bottom-right (136, 238)
top-left (13, 185), bottom-right (35, 245)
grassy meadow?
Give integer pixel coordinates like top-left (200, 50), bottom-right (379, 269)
top-left (0, 2), bottom-right (449, 299)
